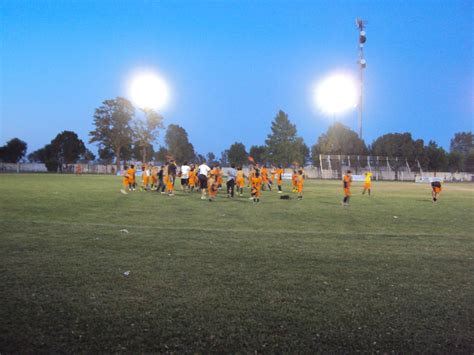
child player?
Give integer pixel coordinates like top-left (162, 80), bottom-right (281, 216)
top-left (296, 169), bottom-right (304, 200)
top-left (208, 170), bottom-right (219, 201)
top-left (275, 165), bottom-right (284, 194)
top-left (236, 166), bottom-right (245, 197)
top-left (291, 169), bottom-right (298, 193)
top-left (342, 170), bottom-right (352, 206)
top-left (127, 164), bottom-right (136, 191)
top-left (362, 171), bottom-right (372, 196)
top-left (121, 165), bottom-right (130, 194)
top-left (431, 180), bottom-right (442, 203)
top-left (251, 169), bottom-right (263, 203)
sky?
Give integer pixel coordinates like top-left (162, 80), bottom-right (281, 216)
top-left (1, 0), bottom-right (472, 158)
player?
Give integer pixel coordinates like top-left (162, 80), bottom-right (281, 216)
top-left (431, 180), bottom-right (442, 202)
top-left (208, 170), bottom-right (219, 201)
top-left (127, 164), bottom-right (136, 191)
top-left (261, 166), bottom-right (271, 191)
top-left (141, 165), bottom-right (150, 191)
top-left (226, 164), bottom-right (237, 198)
top-left (121, 165), bottom-right (130, 194)
top-left (180, 161), bottom-right (191, 191)
top-left (188, 164), bottom-right (196, 192)
top-left (296, 169), bottom-right (304, 200)
top-left (198, 161), bottom-right (211, 199)
top-left (236, 166), bottom-right (245, 197)
top-left (166, 161), bottom-right (175, 196)
top-left (291, 169), bottom-right (298, 193)
top-left (275, 165), bottom-right (284, 193)
top-left (342, 170), bottom-right (352, 206)
top-left (150, 165), bottom-right (159, 190)
top-left (362, 171), bottom-right (372, 196)
top-left (251, 169), bottom-right (263, 203)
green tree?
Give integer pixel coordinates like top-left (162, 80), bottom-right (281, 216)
top-left (50, 131), bottom-right (86, 167)
top-left (425, 140), bottom-right (448, 172)
top-left (450, 131), bottom-right (473, 155)
top-left (249, 145), bottom-right (266, 164)
top-left (219, 150), bottom-right (229, 166)
top-left (0, 138), bottom-right (27, 163)
top-left (265, 110), bottom-right (307, 166)
top-left (227, 142), bottom-right (247, 166)
top-left (89, 97), bottom-right (135, 171)
top-left (465, 151), bottom-right (474, 173)
top-left (312, 122), bottom-right (367, 157)
top-left (164, 124), bottom-right (196, 163)
top-left (447, 151), bottom-right (464, 173)
top-left (133, 108), bottom-right (164, 163)
top-left (206, 152), bottom-right (216, 164)
top-left (132, 141), bottom-right (154, 162)
top-left (154, 146), bottom-right (170, 163)
top-left (79, 149), bottom-right (96, 163)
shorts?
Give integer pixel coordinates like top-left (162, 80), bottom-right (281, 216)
top-left (432, 186), bottom-right (441, 194)
top-left (364, 182), bottom-right (371, 189)
top-left (344, 188), bottom-right (351, 197)
top-left (181, 178), bottom-right (188, 186)
top-left (198, 174), bottom-right (208, 189)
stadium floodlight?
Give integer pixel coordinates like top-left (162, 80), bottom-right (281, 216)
top-left (314, 72), bottom-right (358, 116)
top-left (128, 70), bottom-right (170, 110)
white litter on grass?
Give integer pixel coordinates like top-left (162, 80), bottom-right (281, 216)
top-left (393, 216), bottom-right (399, 219)
top-left (123, 271), bottom-right (130, 276)
top-left (120, 229), bottom-right (129, 233)
top-left (120, 189), bottom-right (128, 195)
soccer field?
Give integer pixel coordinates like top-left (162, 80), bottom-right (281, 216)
top-left (0, 174), bottom-right (473, 352)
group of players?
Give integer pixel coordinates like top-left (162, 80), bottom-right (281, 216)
top-left (121, 160), bottom-right (305, 203)
top-left (121, 161), bottom-right (442, 204)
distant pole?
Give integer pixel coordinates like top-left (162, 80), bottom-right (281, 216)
top-left (356, 18), bottom-right (367, 139)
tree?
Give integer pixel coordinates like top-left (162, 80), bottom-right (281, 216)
top-left (50, 131), bottom-right (86, 167)
top-left (447, 151), bottom-right (464, 173)
top-left (425, 140), bottom-right (448, 172)
top-left (206, 152), bottom-right (216, 164)
top-left (265, 110), bottom-right (307, 166)
top-left (465, 151), bottom-right (474, 173)
top-left (227, 142), bottom-right (247, 166)
top-left (219, 150), bottom-right (229, 166)
top-left (28, 144), bottom-right (58, 172)
top-left (154, 146), bottom-right (169, 163)
top-left (164, 124), bottom-right (196, 163)
top-left (312, 122), bottom-right (367, 157)
top-left (132, 141), bottom-right (154, 162)
top-left (249, 145), bottom-right (266, 164)
top-left (80, 149), bottom-right (96, 163)
top-left (196, 153), bottom-right (206, 164)
top-left (133, 108), bottom-right (164, 162)
top-left (450, 132), bottom-right (473, 155)
top-left (0, 138), bottom-right (27, 163)
top-left (89, 97), bottom-right (135, 171)
top-left (97, 146), bottom-right (115, 164)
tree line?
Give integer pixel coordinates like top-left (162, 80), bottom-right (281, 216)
top-left (1, 96), bottom-right (473, 173)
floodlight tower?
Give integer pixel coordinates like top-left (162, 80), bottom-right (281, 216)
top-left (356, 18), bottom-right (367, 139)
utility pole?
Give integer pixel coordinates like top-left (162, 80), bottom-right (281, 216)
top-left (356, 18), bottom-right (367, 139)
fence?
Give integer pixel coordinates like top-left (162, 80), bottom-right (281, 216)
top-left (1, 161), bottom-right (473, 182)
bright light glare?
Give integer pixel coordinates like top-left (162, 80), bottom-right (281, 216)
top-left (129, 71), bottom-right (169, 110)
top-left (315, 73), bottom-right (358, 115)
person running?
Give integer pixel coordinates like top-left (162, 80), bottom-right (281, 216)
top-left (362, 171), bottom-right (372, 196)
top-left (251, 169), bottom-right (263, 203)
top-left (261, 166), bottom-right (271, 191)
top-left (180, 161), bottom-right (191, 191)
top-left (156, 165), bottom-right (166, 193)
top-left (236, 166), bottom-right (245, 197)
top-left (198, 161), bottom-right (211, 200)
top-left (296, 169), bottom-right (304, 200)
top-left (431, 180), bottom-right (442, 203)
top-left (188, 164), bottom-right (196, 192)
top-left (208, 170), bottom-right (219, 201)
top-left (226, 164), bottom-right (237, 198)
top-left (342, 170), bottom-right (352, 206)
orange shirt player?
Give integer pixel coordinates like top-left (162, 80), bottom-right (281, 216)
top-left (296, 169), bottom-right (304, 200)
top-left (276, 166), bottom-right (284, 194)
top-left (342, 170), bottom-right (352, 206)
top-left (236, 167), bottom-right (246, 196)
top-left (127, 164), bottom-right (136, 191)
top-left (251, 169), bottom-right (263, 203)
top-left (121, 165), bottom-right (130, 194)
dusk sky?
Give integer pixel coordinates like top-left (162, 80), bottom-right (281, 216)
top-left (1, 0), bottom-right (472, 157)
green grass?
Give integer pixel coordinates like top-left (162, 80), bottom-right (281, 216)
top-left (0, 174), bottom-right (473, 352)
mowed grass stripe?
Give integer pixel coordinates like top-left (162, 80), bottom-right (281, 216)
top-left (0, 218), bottom-right (471, 238)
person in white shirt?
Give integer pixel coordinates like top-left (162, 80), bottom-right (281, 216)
top-left (197, 162), bottom-right (211, 199)
top-left (180, 162), bottom-right (191, 191)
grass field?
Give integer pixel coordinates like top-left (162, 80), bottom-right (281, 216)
top-left (0, 173), bottom-right (473, 352)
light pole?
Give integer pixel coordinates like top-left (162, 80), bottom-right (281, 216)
top-left (356, 18), bottom-right (367, 139)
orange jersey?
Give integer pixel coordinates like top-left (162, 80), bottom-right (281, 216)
top-left (343, 174), bottom-right (352, 196)
top-left (261, 167), bottom-right (268, 183)
top-left (292, 173), bottom-right (298, 187)
top-left (251, 176), bottom-right (262, 197)
top-left (188, 170), bottom-right (196, 186)
top-left (276, 168), bottom-right (284, 184)
top-left (296, 175), bottom-right (304, 193)
top-left (236, 171), bottom-right (245, 188)
top-left (127, 168), bottom-right (136, 183)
